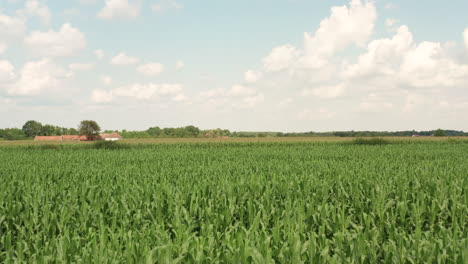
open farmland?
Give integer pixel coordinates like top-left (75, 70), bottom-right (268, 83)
top-left (0, 141), bottom-right (467, 263)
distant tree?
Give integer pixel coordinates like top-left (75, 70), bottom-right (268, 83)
top-left (0, 128), bottom-right (28, 140)
top-left (184, 125), bottom-right (201, 137)
top-left (434, 129), bottom-right (446, 137)
top-left (22, 120), bottom-right (43, 137)
top-left (162, 128), bottom-right (176, 137)
top-left (41, 124), bottom-right (57, 136)
top-left (79, 120), bottom-right (101, 140)
top-left (147, 126), bottom-right (162, 137)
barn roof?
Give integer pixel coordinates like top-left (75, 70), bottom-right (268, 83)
top-left (34, 136), bottom-right (63, 141)
top-left (100, 132), bottom-right (123, 139)
top-left (62, 135), bottom-right (81, 140)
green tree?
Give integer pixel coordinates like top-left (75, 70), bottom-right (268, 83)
top-left (434, 129), bottom-right (446, 137)
top-left (184, 125), bottom-right (201, 137)
top-left (22, 120), bottom-right (43, 137)
top-left (147, 126), bottom-right (162, 137)
top-left (79, 120), bottom-right (101, 140)
top-left (41, 124), bottom-right (57, 136)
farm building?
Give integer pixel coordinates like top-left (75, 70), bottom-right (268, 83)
top-left (62, 135), bottom-right (81, 140)
top-left (99, 132), bottom-right (123, 141)
top-left (34, 133), bottom-right (123, 141)
top-left (34, 136), bottom-right (63, 141)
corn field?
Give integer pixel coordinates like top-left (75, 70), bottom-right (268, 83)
top-left (0, 142), bottom-right (467, 263)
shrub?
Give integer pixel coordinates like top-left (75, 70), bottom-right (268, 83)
top-left (93, 140), bottom-right (128, 150)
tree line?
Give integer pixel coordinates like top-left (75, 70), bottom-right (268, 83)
top-left (0, 120), bottom-right (466, 141)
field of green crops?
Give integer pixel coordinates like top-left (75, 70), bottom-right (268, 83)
top-left (0, 141), bottom-right (467, 263)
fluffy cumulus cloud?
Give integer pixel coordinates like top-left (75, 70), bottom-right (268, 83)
top-left (196, 85), bottom-right (264, 109)
top-left (98, 0), bottom-right (140, 20)
top-left (301, 0), bottom-right (376, 68)
top-left (92, 83), bottom-right (184, 103)
top-left (24, 24), bottom-right (87, 57)
top-left (464, 29), bottom-right (468, 50)
top-left (263, 45), bottom-right (300, 72)
top-left (233, 0), bottom-right (468, 123)
top-left (18, 0), bottom-right (52, 26)
top-left (69, 63), bottom-right (94, 71)
top-left (137, 63), bottom-right (165, 76)
top-left (345, 25), bottom-right (468, 89)
top-left (244, 70), bottom-right (263, 83)
top-left (7, 59), bottom-right (71, 96)
top-left (260, 0), bottom-right (376, 73)
top-left (110, 52), bottom-right (140, 66)
top-left (91, 89), bottom-right (113, 103)
top-left (0, 60), bottom-right (16, 81)
top-left (301, 83), bottom-right (345, 99)
top-left (0, 11), bottom-right (26, 38)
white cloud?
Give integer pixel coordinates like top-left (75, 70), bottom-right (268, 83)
top-left (110, 52), bottom-right (140, 66)
top-left (233, 94), bottom-right (265, 109)
top-left (0, 60), bottom-right (16, 81)
top-left (69, 63), bottom-right (94, 71)
top-left (345, 26), bottom-right (413, 79)
top-left (359, 94), bottom-right (394, 112)
top-left (18, 0), bottom-right (52, 26)
top-left (359, 101), bottom-right (394, 112)
top-left (263, 45), bottom-right (300, 72)
top-left (244, 70), bottom-right (262, 83)
top-left (8, 59), bottom-right (71, 96)
top-left (114, 84), bottom-right (182, 99)
top-left (229, 0), bottom-right (468, 129)
top-left (152, 0), bottom-right (183, 13)
top-left (226, 85), bottom-right (257, 97)
top-left (463, 29), bottom-right (468, 50)
top-left (175, 60), bottom-right (185, 70)
top-left (343, 25), bottom-right (468, 89)
top-left (101, 75), bottom-right (113, 85)
top-left (92, 83), bottom-right (183, 103)
top-left (301, 0), bottom-right (376, 68)
top-left (301, 83), bottom-right (345, 98)
top-left (298, 108), bottom-right (335, 120)
top-left (91, 89), bottom-right (113, 103)
top-left (95, 49), bottom-right (105, 60)
top-left (137, 63), bottom-right (165, 76)
top-left (172, 93), bottom-right (189, 103)
top-left (0, 43), bottom-right (7, 55)
top-left (261, 1), bottom-right (376, 72)
top-left (24, 24), bottom-right (87, 57)
top-left (98, 0), bottom-right (140, 20)
top-left (0, 11), bottom-right (26, 38)
top-left (197, 85), bottom-right (264, 109)
top-left (400, 41), bottom-right (468, 88)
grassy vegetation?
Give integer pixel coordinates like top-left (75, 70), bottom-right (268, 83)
top-left (0, 141), bottom-right (467, 263)
top-left (350, 137), bottom-right (390, 145)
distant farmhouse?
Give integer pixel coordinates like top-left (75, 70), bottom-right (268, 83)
top-left (35, 132), bottom-right (123, 141)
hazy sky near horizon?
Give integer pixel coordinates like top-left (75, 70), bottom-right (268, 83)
top-left (1, 0), bottom-right (468, 132)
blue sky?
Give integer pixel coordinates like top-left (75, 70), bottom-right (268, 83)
top-left (1, 0), bottom-right (468, 132)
